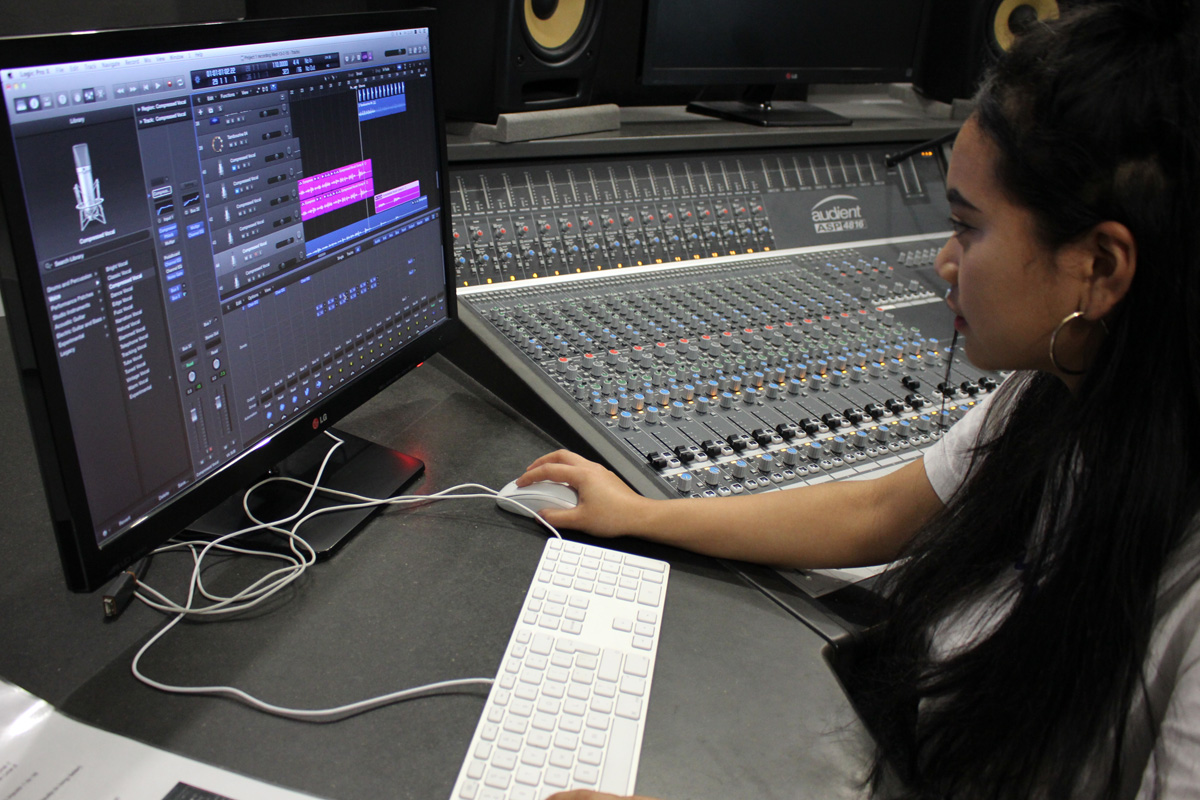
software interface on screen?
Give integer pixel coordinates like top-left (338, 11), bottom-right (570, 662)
top-left (0, 26), bottom-right (448, 548)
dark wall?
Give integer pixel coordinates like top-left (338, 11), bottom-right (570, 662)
top-left (0, 0), bottom-right (245, 36)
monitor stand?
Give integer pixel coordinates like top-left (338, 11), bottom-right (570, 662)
top-left (687, 84), bottom-right (850, 128)
top-left (186, 429), bottom-right (424, 558)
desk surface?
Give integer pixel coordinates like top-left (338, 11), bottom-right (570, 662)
top-left (0, 320), bottom-right (870, 799)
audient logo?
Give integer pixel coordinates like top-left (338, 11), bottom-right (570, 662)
top-left (811, 194), bottom-right (866, 234)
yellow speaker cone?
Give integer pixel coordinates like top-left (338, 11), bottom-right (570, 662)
top-left (993, 0), bottom-right (1059, 51)
top-left (525, 0), bottom-right (588, 52)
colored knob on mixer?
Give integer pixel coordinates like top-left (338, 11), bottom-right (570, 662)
top-left (731, 460), bottom-right (749, 479)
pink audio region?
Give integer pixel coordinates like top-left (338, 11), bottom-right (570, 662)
top-left (298, 160), bottom-right (374, 221)
top-left (373, 180), bottom-right (421, 213)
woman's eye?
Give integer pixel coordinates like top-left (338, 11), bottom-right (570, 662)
top-left (948, 217), bottom-right (973, 236)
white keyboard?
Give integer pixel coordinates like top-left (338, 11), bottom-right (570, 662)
top-left (450, 538), bottom-right (670, 800)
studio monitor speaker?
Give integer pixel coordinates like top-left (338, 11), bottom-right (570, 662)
top-left (913, 0), bottom-right (1062, 103)
top-left (437, 0), bottom-right (605, 121)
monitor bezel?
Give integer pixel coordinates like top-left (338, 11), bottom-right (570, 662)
top-left (638, 0), bottom-right (931, 88)
top-left (0, 9), bottom-right (461, 592)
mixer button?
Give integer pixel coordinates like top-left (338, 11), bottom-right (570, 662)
top-left (864, 403), bottom-right (886, 420)
top-left (979, 376), bottom-right (998, 391)
top-left (936, 381), bottom-right (958, 397)
top-left (960, 380), bottom-right (981, 396)
top-left (799, 418), bottom-right (822, 436)
top-left (901, 376), bottom-right (921, 391)
top-left (885, 398), bottom-right (906, 414)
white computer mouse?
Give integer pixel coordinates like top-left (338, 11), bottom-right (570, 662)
top-left (496, 480), bottom-right (579, 518)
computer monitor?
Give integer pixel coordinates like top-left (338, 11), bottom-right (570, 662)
top-left (0, 10), bottom-right (460, 592)
top-left (639, 0), bottom-right (930, 126)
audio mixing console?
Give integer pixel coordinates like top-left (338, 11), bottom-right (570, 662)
top-left (447, 140), bottom-right (999, 502)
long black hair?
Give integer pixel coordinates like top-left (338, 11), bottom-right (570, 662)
top-left (857, 2), bottom-right (1200, 797)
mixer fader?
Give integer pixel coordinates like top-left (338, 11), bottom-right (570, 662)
top-left (448, 140), bottom-right (998, 500)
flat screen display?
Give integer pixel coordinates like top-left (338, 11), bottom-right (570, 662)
top-left (0, 12), bottom-right (458, 590)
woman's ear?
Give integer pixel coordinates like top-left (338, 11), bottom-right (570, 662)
top-left (1076, 220), bottom-right (1137, 319)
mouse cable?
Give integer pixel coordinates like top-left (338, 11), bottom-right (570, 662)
top-left (131, 431), bottom-right (566, 721)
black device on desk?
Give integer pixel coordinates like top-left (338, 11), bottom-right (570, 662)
top-left (0, 10), bottom-right (460, 592)
top-left (640, 0), bottom-right (930, 126)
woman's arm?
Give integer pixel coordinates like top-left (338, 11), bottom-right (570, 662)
top-left (518, 450), bottom-right (943, 570)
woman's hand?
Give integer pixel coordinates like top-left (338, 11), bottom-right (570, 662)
top-left (516, 450), bottom-right (658, 537)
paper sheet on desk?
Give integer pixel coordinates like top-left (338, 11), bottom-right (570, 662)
top-left (0, 679), bottom-right (326, 800)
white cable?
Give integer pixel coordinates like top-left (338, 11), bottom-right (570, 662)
top-left (130, 432), bottom-right (565, 721)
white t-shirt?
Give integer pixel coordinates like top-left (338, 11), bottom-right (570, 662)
top-left (921, 392), bottom-right (1200, 798)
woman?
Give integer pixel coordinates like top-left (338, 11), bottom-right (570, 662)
top-left (520, 1), bottom-right (1200, 798)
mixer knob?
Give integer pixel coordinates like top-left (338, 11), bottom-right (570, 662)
top-left (695, 396), bottom-right (710, 415)
top-left (631, 393), bottom-right (646, 411)
top-left (731, 460), bottom-right (749, 479)
top-left (720, 392), bottom-right (735, 409)
top-left (851, 430), bottom-right (871, 450)
top-left (782, 447), bottom-right (801, 466)
top-left (676, 472), bottom-right (694, 493)
top-left (915, 415), bottom-right (932, 432)
top-left (671, 401), bottom-right (686, 418)
top-left (742, 387), bottom-right (758, 404)
top-left (895, 419), bottom-right (913, 439)
top-left (766, 384), bottom-right (781, 400)
top-left (645, 406), bottom-right (660, 424)
top-left (805, 442), bottom-right (823, 460)
top-left (874, 425), bottom-right (893, 442)
top-left (704, 466), bottom-right (722, 486)
top-left (757, 453), bottom-right (776, 474)
top-left (618, 411), bottom-right (633, 429)
top-left (829, 436), bottom-right (847, 454)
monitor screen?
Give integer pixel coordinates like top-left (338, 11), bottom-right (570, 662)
top-left (0, 11), bottom-right (459, 591)
top-left (640, 0), bottom-right (929, 87)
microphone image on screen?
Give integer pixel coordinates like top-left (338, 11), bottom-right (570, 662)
top-left (72, 143), bottom-right (106, 230)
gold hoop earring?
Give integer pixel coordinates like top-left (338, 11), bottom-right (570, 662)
top-left (1048, 310), bottom-right (1089, 376)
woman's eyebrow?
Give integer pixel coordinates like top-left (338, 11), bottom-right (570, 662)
top-left (946, 187), bottom-right (980, 212)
